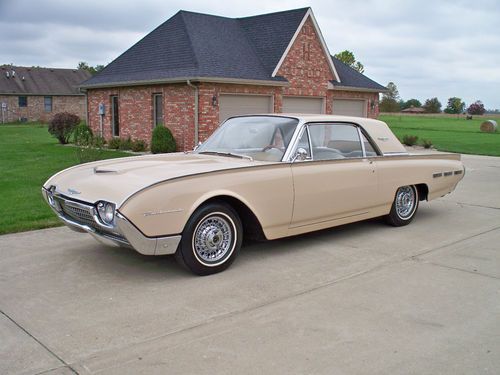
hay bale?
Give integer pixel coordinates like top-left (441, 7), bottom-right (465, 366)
top-left (480, 120), bottom-right (497, 133)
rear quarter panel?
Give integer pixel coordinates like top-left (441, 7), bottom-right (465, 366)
top-left (374, 154), bottom-right (464, 206)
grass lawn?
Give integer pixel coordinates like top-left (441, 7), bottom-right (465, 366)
top-left (380, 115), bottom-right (500, 156)
top-left (0, 124), bottom-right (130, 235)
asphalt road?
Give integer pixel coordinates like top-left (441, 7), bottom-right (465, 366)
top-left (1, 154), bottom-right (499, 375)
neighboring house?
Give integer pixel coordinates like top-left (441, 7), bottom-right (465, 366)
top-left (0, 65), bottom-right (90, 123)
top-left (401, 106), bottom-right (425, 114)
top-left (81, 7), bottom-right (387, 151)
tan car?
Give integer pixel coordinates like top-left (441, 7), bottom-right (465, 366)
top-left (42, 115), bottom-right (464, 275)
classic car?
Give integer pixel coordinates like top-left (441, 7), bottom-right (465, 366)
top-left (42, 114), bottom-right (465, 275)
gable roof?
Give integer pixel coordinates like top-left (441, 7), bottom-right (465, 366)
top-left (330, 56), bottom-right (387, 92)
top-left (0, 65), bottom-right (90, 95)
top-left (81, 8), bottom-right (383, 93)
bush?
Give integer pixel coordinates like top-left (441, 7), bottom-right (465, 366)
top-left (72, 123), bottom-right (93, 146)
top-left (48, 112), bottom-right (80, 144)
top-left (76, 137), bottom-right (105, 164)
top-left (402, 135), bottom-right (418, 146)
top-left (108, 137), bottom-right (121, 149)
top-left (119, 136), bottom-right (132, 150)
top-left (421, 139), bottom-right (433, 149)
top-left (151, 126), bottom-right (176, 154)
top-left (131, 139), bottom-right (147, 152)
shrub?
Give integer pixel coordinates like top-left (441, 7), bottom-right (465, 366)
top-left (72, 123), bottom-right (93, 146)
top-left (151, 126), bottom-right (176, 154)
top-left (108, 137), bottom-right (121, 149)
top-left (131, 139), bottom-right (147, 152)
top-left (421, 139), bottom-right (433, 149)
top-left (76, 137), bottom-right (105, 164)
top-left (402, 135), bottom-right (418, 146)
top-left (119, 136), bottom-right (133, 150)
top-left (48, 112), bottom-right (80, 144)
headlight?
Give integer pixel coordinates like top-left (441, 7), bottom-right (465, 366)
top-left (97, 201), bottom-right (115, 225)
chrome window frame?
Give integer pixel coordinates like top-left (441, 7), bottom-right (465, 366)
top-left (286, 121), bottom-right (369, 162)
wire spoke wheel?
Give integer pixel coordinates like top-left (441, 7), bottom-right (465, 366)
top-left (386, 185), bottom-right (419, 227)
top-left (395, 186), bottom-right (416, 219)
top-left (193, 214), bottom-right (234, 264)
top-left (177, 202), bottom-right (242, 275)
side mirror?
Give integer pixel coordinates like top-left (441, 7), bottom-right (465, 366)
top-left (292, 147), bottom-right (309, 162)
top-left (193, 141), bottom-right (202, 151)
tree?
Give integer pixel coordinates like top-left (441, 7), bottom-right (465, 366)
top-left (444, 97), bottom-right (465, 114)
top-left (333, 50), bottom-right (365, 73)
top-left (423, 97), bottom-right (442, 113)
top-left (77, 61), bottom-right (105, 75)
top-left (467, 100), bottom-right (485, 115)
top-left (379, 82), bottom-right (400, 112)
top-left (401, 99), bottom-right (422, 110)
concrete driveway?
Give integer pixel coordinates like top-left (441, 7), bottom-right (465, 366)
top-left (1, 154), bottom-right (499, 375)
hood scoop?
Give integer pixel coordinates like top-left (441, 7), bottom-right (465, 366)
top-left (93, 167), bottom-right (118, 174)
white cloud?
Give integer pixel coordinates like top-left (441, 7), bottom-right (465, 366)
top-left (1, 0), bottom-right (498, 108)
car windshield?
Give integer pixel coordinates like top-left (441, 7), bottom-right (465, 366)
top-left (196, 116), bottom-right (299, 162)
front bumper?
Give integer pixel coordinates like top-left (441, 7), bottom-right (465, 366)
top-left (42, 188), bottom-right (181, 256)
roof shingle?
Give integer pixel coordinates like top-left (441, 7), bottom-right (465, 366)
top-left (0, 66), bottom-right (91, 95)
top-left (81, 8), bottom-right (385, 93)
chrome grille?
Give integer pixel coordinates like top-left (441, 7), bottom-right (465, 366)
top-left (57, 199), bottom-right (98, 229)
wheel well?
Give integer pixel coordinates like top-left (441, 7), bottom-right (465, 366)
top-left (415, 183), bottom-right (429, 201)
top-left (201, 196), bottom-right (267, 241)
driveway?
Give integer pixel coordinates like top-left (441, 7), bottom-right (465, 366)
top-left (1, 154), bottom-right (499, 375)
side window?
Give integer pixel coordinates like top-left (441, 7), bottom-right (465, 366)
top-left (361, 133), bottom-right (377, 156)
top-left (294, 128), bottom-right (311, 160)
top-left (308, 124), bottom-right (363, 160)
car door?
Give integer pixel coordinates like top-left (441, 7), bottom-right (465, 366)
top-left (290, 122), bottom-right (379, 229)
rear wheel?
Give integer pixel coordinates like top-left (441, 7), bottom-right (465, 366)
top-left (176, 202), bottom-right (242, 275)
top-left (385, 185), bottom-right (419, 226)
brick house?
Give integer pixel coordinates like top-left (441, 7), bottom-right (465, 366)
top-left (0, 65), bottom-right (90, 123)
top-left (81, 8), bottom-right (387, 151)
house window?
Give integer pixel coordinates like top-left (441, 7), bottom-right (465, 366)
top-left (18, 96), bottom-right (27, 107)
top-left (153, 93), bottom-right (163, 127)
top-left (44, 96), bottom-right (52, 112)
top-left (111, 95), bottom-right (119, 137)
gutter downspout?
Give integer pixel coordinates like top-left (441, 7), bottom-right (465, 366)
top-left (186, 80), bottom-right (199, 146)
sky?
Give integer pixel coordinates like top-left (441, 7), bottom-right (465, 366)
top-left (1, 0), bottom-right (499, 109)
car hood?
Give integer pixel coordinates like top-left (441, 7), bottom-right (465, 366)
top-left (44, 153), bottom-right (266, 207)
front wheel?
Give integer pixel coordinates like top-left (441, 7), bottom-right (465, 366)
top-left (385, 185), bottom-right (419, 226)
top-left (176, 202), bottom-right (242, 275)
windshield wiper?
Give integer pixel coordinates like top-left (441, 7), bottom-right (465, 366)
top-left (198, 151), bottom-right (253, 161)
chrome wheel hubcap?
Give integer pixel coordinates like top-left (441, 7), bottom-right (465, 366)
top-left (193, 214), bottom-right (233, 263)
top-left (395, 186), bottom-right (416, 219)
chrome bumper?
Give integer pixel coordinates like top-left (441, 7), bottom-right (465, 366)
top-left (42, 188), bottom-right (181, 256)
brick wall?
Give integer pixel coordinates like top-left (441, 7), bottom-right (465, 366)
top-left (0, 95), bottom-right (85, 123)
top-left (277, 16), bottom-right (334, 104)
top-left (87, 84), bottom-right (195, 151)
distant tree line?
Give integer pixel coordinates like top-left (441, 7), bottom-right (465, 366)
top-left (379, 81), bottom-right (487, 115)
top-left (77, 61), bottom-right (105, 75)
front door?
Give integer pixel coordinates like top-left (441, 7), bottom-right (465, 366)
top-left (290, 123), bottom-right (378, 228)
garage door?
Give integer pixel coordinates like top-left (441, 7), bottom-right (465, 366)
top-left (332, 99), bottom-right (367, 117)
top-left (283, 97), bottom-right (324, 114)
top-left (219, 94), bottom-right (272, 123)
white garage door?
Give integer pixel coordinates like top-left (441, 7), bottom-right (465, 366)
top-left (283, 96), bottom-right (324, 114)
top-left (332, 99), bottom-right (367, 117)
top-left (219, 94), bottom-right (272, 123)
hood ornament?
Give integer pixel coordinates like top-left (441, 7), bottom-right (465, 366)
top-left (67, 188), bottom-right (81, 195)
